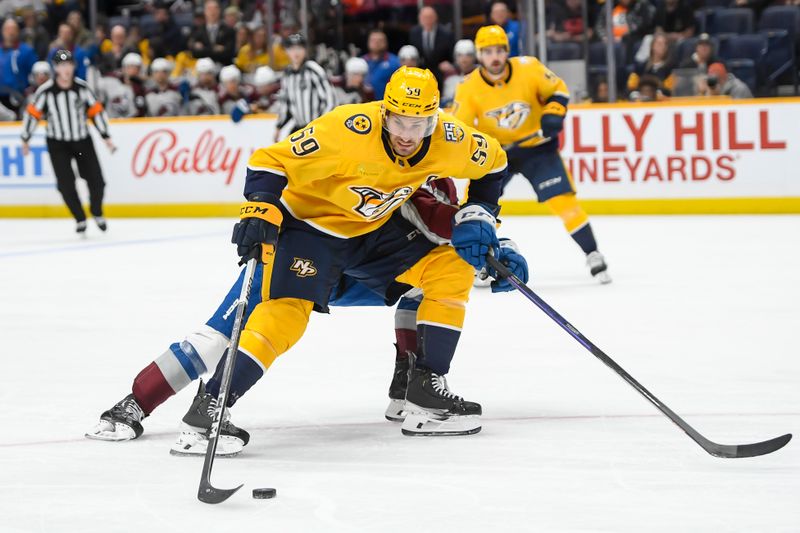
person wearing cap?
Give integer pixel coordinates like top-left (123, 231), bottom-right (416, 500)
top-left (21, 49), bottom-right (116, 234)
top-left (145, 57), bottom-right (183, 116)
top-left (273, 33), bottom-right (336, 142)
top-left (398, 45), bottom-right (420, 68)
top-left (23, 60), bottom-right (51, 108)
top-left (218, 64), bottom-right (255, 116)
top-left (409, 6), bottom-right (455, 85)
top-left (362, 29), bottom-right (400, 100)
top-left (679, 33), bottom-right (718, 72)
top-left (453, 25), bottom-right (611, 284)
top-left (186, 57), bottom-right (221, 115)
top-left (441, 39), bottom-right (477, 107)
top-left (190, 0), bottom-right (236, 65)
top-left (100, 52), bottom-right (148, 118)
top-left (333, 56), bottom-right (374, 105)
top-left (698, 62), bottom-right (753, 99)
top-left (1, 17), bottom-right (37, 116)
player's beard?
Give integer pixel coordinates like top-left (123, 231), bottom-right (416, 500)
top-left (390, 134), bottom-right (421, 156)
top-left (485, 60), bottom-right (505, 77)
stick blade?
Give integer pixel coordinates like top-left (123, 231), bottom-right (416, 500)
top-left (197, 481), bottom-right (244, 504)
top-left (707, 433), bottom-right (792, 459)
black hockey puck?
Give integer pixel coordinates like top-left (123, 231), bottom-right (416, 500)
top-left (252, 488), bottom-right (277, 499)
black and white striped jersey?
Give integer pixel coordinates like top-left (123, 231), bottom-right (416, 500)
top-left (276, 60), bottom-right (337, 131)
top-left (21, 78), bottom-right (111, 142)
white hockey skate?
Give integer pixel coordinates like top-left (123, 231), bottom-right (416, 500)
top-left (170, 427), bottom-right (245, 457)
top-left (587, 251), bottom-right (612, 284)
top-left (401, 367), bottom-right (482, 436)
top-left (85, 394), bottom-right (145, 442)
top-left (385, 399), bottom-right (408, 422)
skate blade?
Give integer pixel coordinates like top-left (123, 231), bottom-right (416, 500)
top-left (400, 412), bottom-right (482, 436)
top-left (85, 420), bottom-right (137, 442)
top-left (595, 271), bottom-right (612, 284)
top-left (384, 399), bottom-right (407, 422)
top-left (169, 432), bottom-right (243, 457)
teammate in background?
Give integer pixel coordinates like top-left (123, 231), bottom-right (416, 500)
top-left (86, 177), bottom-right (526, 452)
top-left (453, 26), bottom-right (611, 283)
top-left (20, 50), bottom-right (116, 234)
top-left (99, 53), bottom-right (147, 118)
top-left (333, 57), bottom-right (374, 106)
top-left (441, 39), bottom-right (477, 107)
top-left (398, 45), bottom-right (421, 68)
top-left (186, 57), bottom-right (221, 116)
top-left (274, 33), bottom-right (336, 142)
top-left (217, 64), bottom-right (255, 115)
top-left (249, 66), bottom-right (280, 113)
top-left (145, 58), bottom-right (183, 116)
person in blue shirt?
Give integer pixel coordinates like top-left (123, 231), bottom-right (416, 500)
top-left (362, 29), bottom-right (400, 100)
top-left (489, 2), bottom-right (522, 57)
top-left (47, 23), bottom-right (90, 80)
top-left (1, 18), bottom-right (37, 115)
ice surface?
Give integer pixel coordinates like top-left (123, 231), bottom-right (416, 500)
top-left (0, 215), bottom-right (798, 532)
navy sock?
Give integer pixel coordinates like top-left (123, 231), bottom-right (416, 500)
top-left (415, 323), bottom-right (461, 375)
top-left (571, 223), bottom-right (599, 255)
top-left (205, 349), bottom-right (264, 407)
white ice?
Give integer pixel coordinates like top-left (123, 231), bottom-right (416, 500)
top-left (0, 215), bottom-right (798, 532)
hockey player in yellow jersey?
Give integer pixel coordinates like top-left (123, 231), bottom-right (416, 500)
top-left (453, 25), bottom-right (611, 283)
top-left (216, 66), bottom-right (528, 436)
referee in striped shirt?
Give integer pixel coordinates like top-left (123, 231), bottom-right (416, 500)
top-left (273, 34), bottom-right (336, 142)
top-left (21, 50), bottom-right (117, 234)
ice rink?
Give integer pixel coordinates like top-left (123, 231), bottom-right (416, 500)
top-left (1, 215), bottom-right (798, 532)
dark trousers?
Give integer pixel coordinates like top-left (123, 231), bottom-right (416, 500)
top-left (46, 137), bottom-right (106, 221)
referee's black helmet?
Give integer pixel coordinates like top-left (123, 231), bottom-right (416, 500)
top-left (53, 49), bottom-right (74, 64)
top-left (283, 33), bottom-right (307, 48)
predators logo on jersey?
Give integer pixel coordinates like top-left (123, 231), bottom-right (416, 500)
top-left (350, 185), bottom-right (414, 221)
top-left (486, 101), bottom-right (531, 130)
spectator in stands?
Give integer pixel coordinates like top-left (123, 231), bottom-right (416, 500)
top-left (218, 64), bottom-right (254, 114)
top-left (190, 0), bottom-right (236, 65)
top-left (149, 2), bottom-right (185, 59)
top-left (250, 65), bottom-right (280, 113)
top-left (235, 23), bottom-right (251, 57)
top-left (270, 23), bottom-right (295, 71)
top-left (699, 62), bottom-right (753, 98)
top-left (66, 10), bottom-right (92, 49)
top-left (236, 25), bottom-right (270, 74)
top-left (101, 53), bottom-right (148, 118)
top-left (627, 33), bottom-right (675, 96)
top-left (187, 57), bottom-right (221, 115)
top-left (442, 39), bottom-right (477, 106)
top-left (98, 25), bottom-right (138, 75)
top-left (19, 7), bottom-right (49, 59)
top-left (591, 79), bottom-right (609, 102)
top-left (398, 45), bottom-right (420, 67)
top-left (654, 0), bottom-right (695, 41)
top-left (630, 74), bottom-right (663, 101)
top-left (1, 17), bottom-right (36, 116)
top-left (548, 0), bottom-right (593, 43)
top-left (334, 56), bottom-right (374, 105)
top-left (595, 0), bottom-right (655, 44)
top-left (489, 2), bottom-right (521, 56)
top-left (224, 6), bottom-right (242, 29)
top-left (409, 6), bottom-right (455, 85)
top-left (679, 33), bottom-right (718, 73)
top-left (363, 29), bottom-right (400, 99)
top-left (146, 57), bottom-right (183, 116)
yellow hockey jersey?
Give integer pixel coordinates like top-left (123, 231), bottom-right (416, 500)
top-left (245, 101), bottom-right (507, 239)
top-left (452, 56), bottom-right (570, 148)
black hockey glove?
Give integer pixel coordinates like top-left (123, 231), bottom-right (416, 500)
top-left (231, 193), bottom-right (283, 263)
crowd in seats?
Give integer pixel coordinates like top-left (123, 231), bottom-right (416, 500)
top-left (1, 0), bottom-right (798, 123)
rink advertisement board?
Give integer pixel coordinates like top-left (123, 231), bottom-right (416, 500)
top-left (1, 99), bottom-right (799, 217)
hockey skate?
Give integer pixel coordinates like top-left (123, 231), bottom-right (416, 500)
top-left (85, 394), bottom-right (145, 441)
top-left (402, 365), bottom-right (482, 436)
top-left (587, 251), bottom-right (612, 284)
top-left (170, 381), bottom-right (250, 457)
top-left (76, 220), bottom-right (87, 235)
top-left (94, 216), bottom-right (108, 232)
top-left (385, 354), bottom-right (410, 422)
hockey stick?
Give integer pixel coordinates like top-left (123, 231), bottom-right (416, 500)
top-left (197, 257), bottom-right (258, 503)
top-left (486, 254), bottom-right (792, 458)
top-left (502, 129), bottom-right (551, 151)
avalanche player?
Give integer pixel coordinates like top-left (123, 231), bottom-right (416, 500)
top-left (86, 179), bottom-right (527, 453)
top-left (453, 26), bottom-right (611, 283)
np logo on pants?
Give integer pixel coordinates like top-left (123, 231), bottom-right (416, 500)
top-left (290, 258), bottom-right (318, 277)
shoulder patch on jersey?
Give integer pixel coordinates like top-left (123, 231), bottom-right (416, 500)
top-left (442, 122), bottom-right (465, 143)
top-left (345, 113), bottom-right (372, 134)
